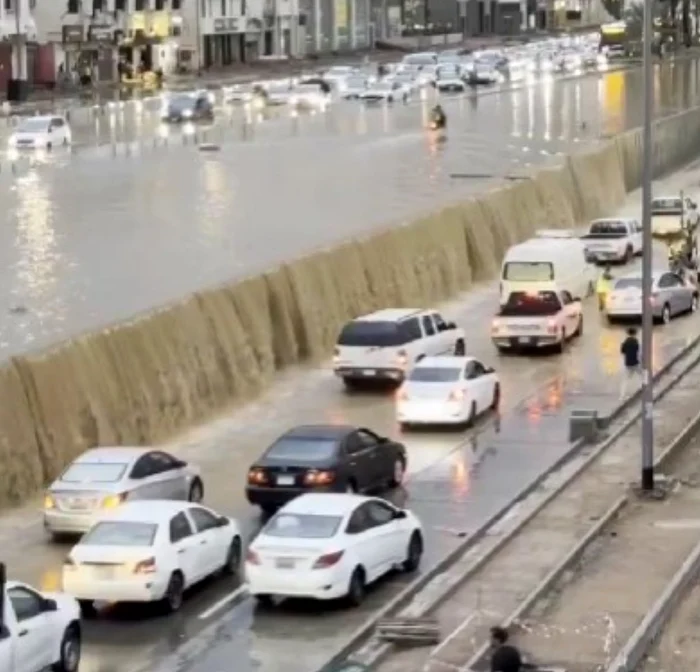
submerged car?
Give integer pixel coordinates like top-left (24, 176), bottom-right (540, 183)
top-left (8, 115), bottom-right (72, 149)
top-left (160, 91), bottom-right (214, 122)
top-left (435, 65), bottom-right (466, 92)
top-left (43, 447), bottom-right (204, 537)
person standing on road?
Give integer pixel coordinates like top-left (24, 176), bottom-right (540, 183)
top-left (620, 327), bottom-right (641, 399)
top-left (596, 265), bottom-right (614, 311)
top-left (489, 626), bottom-right (523, 672)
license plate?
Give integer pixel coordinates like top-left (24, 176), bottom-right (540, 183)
top-left (69, 498), bottom-right (90, 510)
top-left (361, 369), bottom-right (376, 376)
top-left (518, 337), bottom-right (532, 344)
top-left (276, 475), bottom-right (295, 486)
top-left (93, 566), bottom-right (115, 580)
top-left (275, 557), bottom-right (296, 569)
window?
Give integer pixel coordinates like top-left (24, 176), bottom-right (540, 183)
top-left (266, 437), bottom-right (338, 462)
top-left (134, 0), bottom-right (145, 9)
top-left (67, 0), bottom-right (80, 13)
top-left (115, 0), bottom-right (126, 10)
top-left (356, 429), bottom-right (379, 448)
top-left (346, 505), bottom-right (371, 534)
top-left (502, 262), bottom-right (554, 281)
top-left (92, 0), bottom-right (103, 11)
top-left (82, 521), bottom-right (158, 546)
top-left (155, 0), bottom-right (164, 8)
top-left (337, 321), bottom-right (407, 347)
top-left (8, 587), bottom-right (44, 622)
top-left (170, 512), bottom-right (194, 542)
top-left (421, 315), bottom-right (436, 336)
top-left (401, 317), bottom-right (422, 341)
top-left (189, 507), bottom-right (220, 533)
top-left (51, 118), bottom-right (65, 128)
top-left (366, 501), bottom-right (395, 526)
top-left (432, 313), bottom-right (447, 331)
top-left (408, 367), bottom-right (461, 383)
top-left (345, 433), bottom-right (366, 455)
top-left (589, 220), bottom-right (628, 235)
top-left (221, 0), bottom-right (226, 13)
top-left (560, 290), bottom-right (573, 304)
top-left (658, 274), bottom-right (675, 288)
top-left (614, 277), bottom-right (641, 291)
top-left (200, 0), bottom-right (206, 16)
top-left (264, 513), bottom-right (342, 539)
top-left (172, 0), bottom-right (181, 8)
top-left (471, 361), bottom-right (487, 377)
top-left (60, 462), bottom-right (127, 483)
top-left (146, 451), bottom-right (179, 474)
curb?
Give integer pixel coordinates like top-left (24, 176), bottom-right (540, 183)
top-left (602, 404), bottom-right (700, 672)
top-left (313, 334), bottom-right (700, 672)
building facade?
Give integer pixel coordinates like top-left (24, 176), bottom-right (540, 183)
top-left (0, 0), bottom-right (39, 93)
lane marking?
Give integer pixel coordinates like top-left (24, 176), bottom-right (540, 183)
top-left (431, 612), bottom-right (475, 657)
top-left (198, 583), bottom-right (250, 620)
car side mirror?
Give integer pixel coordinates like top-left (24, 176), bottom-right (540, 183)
top-left (446, 322), bottom-right (457, 330)
top-left (394, 510), bottom-right (407, 519)
top-left (42, 598), bottom-right (58, 612)
top-left (173, 459), bottom-right (187, 469)
top-left (484, 366), bottom-right (495, 374)
top-left (217, 516), bottom-right (230, 527)
top-left (572, 297), bottom-right (582, 303)
top-left (378, 436), bottom-right (388, 444)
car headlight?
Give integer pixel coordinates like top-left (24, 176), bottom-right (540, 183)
top-left (183, 109), bottom-right (193, 118)
top-left (289, 96), bottom-right (298, 106)
top-left (8, 135), bottom-right (16, 148)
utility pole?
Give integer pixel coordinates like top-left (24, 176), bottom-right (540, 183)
top-left (14, 0), bottom-right (26, 80)
top-left (640, 0), bottom-right (654, 491)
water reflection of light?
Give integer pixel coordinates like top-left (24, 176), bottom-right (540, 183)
top-left (183, 122), bottom-right (196, 135)
top-left (158, 123), bottom-right (169, 138)
top-left (542, 77), bottom-right (553, 141)
top-left (15, 170), bottom-right (58, 301)
top-left (41, 568), bottom-right (61, 592)
top-left (545, 378), bottom-right (563, 410)
top-left (527, 84), bottom-right (535, 139)
top-left (450, 450), bottom-right (470, 497)
top-left (512, 89), bottom-right (521, 138)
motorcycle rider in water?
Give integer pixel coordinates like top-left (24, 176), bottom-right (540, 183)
top-left (430, 104), bottom-right (447, 130)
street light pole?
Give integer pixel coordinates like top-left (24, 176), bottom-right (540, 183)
top-left (640, 0), bottom-right (655, 491)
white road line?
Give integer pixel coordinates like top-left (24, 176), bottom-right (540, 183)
top-left (198, 583), bottom-right (250, 620)
top-left (430, 613), bottom-right (476, 658)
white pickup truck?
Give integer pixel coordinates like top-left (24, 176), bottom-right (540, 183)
top-left (491, 290), bottom-right (583, 354)
top-left (580, 218), bottom-right (642, 263)
top-left (0, 563), bottom-right (81, 672)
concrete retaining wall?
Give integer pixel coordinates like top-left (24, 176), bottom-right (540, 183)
top-left (1, 106), bottom-right (699, 509)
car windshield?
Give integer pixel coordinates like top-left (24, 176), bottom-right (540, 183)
top-left (438, 67), bottom-right (459, 77)
top-left (337, 320), bottom-right (408, 346)
top-left (168, 95), bottom-right (196, 111)
top-left (614, 277), bottom-right (642, 290)
top-left (503, 261), bottom-right (554, 281)
top-left (60, 462), bottom-right (128, 483)
top-left (652, 198), bottom-right (683, 212)
top-left (590, 221), bottom-right (628, 235)
top-left (17, 118), bottom-right (50, 133)
top-left (408, 367), bottom-right (461, 382)
top-left (264, 513), bottom-right (342, 539)
top-left (500, 291), bottom-right (563, 316)
top-left (81, 521), bottom-right (157, 546)
top-left (266, 437), bottom-right (338, 462)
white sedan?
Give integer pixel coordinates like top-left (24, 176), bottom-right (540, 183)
top-left (62, 500), bottom-right (243, 615)
top-left (8, 114), bottom-right (71, 150)
top-left (246, 493), bottom-right (423, 606)
top-left (396, 356), bottom-right (500, 429)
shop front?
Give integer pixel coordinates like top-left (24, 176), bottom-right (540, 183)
top-left (203, 17), bottom-right (245, 68)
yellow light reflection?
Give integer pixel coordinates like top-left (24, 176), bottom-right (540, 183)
top-left (543, 77), bottom-right (553, 141)
top-left (451, 450), bottom-right (470, 497)
top-left (40, 568), bottom-right (62, 592)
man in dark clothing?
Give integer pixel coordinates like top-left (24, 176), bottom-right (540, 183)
top-left (620, 328), bottom-right (641, 398)
top-left (490, 626), bottom-right (522, 672)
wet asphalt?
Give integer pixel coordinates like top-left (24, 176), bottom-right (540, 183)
top-left (1, 58), bottom-right (700, 357)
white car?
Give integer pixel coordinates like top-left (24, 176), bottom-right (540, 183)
top-left (435, 65), bottom-right (466, 93)
top-left (338, 75), bottom-right (370, 99)
top-left (396, 356), bottom-right (500, 429)
top-left (8, 115), bottom-right (71, 150)
top-left (246, 493), bottom-right (423, 605)
top-left (62, 500), bottom-right (243, 614)
top-left (359, 81), bottom-right (410, 104)
top-left (262, 80), bottom-right (294, 105)
top-left (333, 308), bottom-right (466, 388)
top-left (289, 83), bottom-right (330, 109)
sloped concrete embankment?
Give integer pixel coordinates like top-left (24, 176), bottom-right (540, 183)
top-left (1, 109), bottom-right (699, 509)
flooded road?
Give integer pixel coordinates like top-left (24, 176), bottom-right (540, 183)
top-left (0, 149), bottom-right (697, 672)
top-left (1, 58), bottom-right (700, 358)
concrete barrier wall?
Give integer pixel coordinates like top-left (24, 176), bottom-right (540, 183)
top-left (2, 105), bottom-right (699, 509)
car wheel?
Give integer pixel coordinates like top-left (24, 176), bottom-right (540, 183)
top-left (188, 478), bottom-right (204, 502)
top-left (162, 571), bottom-right (185, 613)
top-left (343, 377), bottom-right (360, 392)
top-left (491, 383), bottom-right (501, 410)
top-left (466, 401), bottom-right (477, 428)
top-left (574, 316), bottom-right (583, 337)
top-left (222, 536), bottom-right (242, 576)
top-left (46, 142), bottom-right (52, 150)
top-left (387, 96), bottom-right (393, 103)
top-left (454, 339), bottom-right (466, 356)
top-left (256, 594), bottom-right (274, 607)
top-left (555, 330), bottom-right (566, 353)
top-left (78, 600), bottom-right (96, 618)
top-left (691, 294), bottom-right (698, 313)
top-left (402, 532), bottom-right (423, 572)
top-left (389, 457), bottom-right (406, 488)
top-left (623, 246), bottom-right (632, 263)
top-left (346, 567), bottom-right (366, 606)
top-left (662, 304), bottom-right (671, 324)
top-left (51, 624), bottom-right (81, 672)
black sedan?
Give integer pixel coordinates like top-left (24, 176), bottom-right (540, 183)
top-left (160, 91), bottom-right (214, 123)
top-left (245, 424), bottom-right (407, 515)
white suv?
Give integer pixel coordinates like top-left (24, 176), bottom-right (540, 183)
top-left (333, 308), bottom-right (466, 389)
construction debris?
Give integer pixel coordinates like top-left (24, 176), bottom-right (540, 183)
top-left (376, 617), bottom-right (441, 646)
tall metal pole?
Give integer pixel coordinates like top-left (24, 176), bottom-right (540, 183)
top-left (14, 0), bottom-right (25, 80)
top-left (640, 0), bottom-right (654, 491)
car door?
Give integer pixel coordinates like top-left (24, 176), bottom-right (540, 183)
top-left (186, 507), bottom-right (226, 576)
top-left (420, 314), bottom-right (441, 355)
top-left (364, 500), bottom-right (406, 573)
top-left (141, 451), bottom-right (188, 500)
top-left (668, 272), bottom-right (692, 312)
top-left (356, 428), bottom-right (391, 487)
top-left (343, 431), bottom-right (379, 491)
top-left (430, 312), bottom-right (454, 354)
top-left (656, 273), bottom-right (677, 314)
top-left (344, 503), bottom-right (386, 582)
top-left (559, 291), bottom-right (578, 335)
top-left (467, 360), bottom-right (492, 411)
top-left (7, 585), bottom-right (53, 672)
top-left (169, 511), bottom-right (203, 585)
top-left (631, 220), bottom-right (643, 253)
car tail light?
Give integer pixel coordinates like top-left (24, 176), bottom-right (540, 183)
top-left (44, 493), bottom-right (55, 509)
top-left (396, 350), bottom-right (408, 368)
top-left (247, 468), bottom-right (268, 485)
top-left (246, 550), bottom-right (261, 565)
top-left (333, 347), bottom-right (340, 364)
top-left (491, 320), bottom-right (501, 332)
top-left (134, 557), bottom-right (156, 574)
top-left (312, 550), bottom-right (344, 569)
top-left (546, 319), bottom-right (558, 334)
top-left (397, 387), bottom-right (409, 402)
top-left (448, 388), bottom-right (465, 402)
top-left (650, 293), bottom-right (659, 305)
top-left (304, 470), bottom-right (335, 486)
top-left (102, 492), bottom-right (128, 509)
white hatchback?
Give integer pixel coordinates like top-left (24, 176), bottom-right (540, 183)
top-left (246, 493), bottom-right (423, 605)
top-left (396, 356), bottom-right (500, 429)
top-left (9, 115), bottom-right (72, 150)
top-left (62, 500), bottom-right (243, 614)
